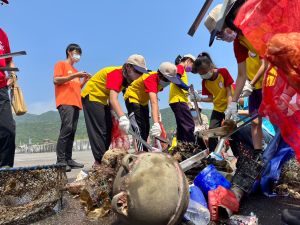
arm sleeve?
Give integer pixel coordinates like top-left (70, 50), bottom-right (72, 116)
top-left (218, 68), bottom-right (234, 87)
top-left (201, 80), bottom-right (211, 96)
top-left (54, 62), bottom-right (64, 77)
top-left (175, 74), bottom-right (189, 91)
top-left (234, 38), bottom-right (249, 63)
top-left (144, 74), bottom-right (159, 93)
top-left (106, 69), bottom-right (123, 92)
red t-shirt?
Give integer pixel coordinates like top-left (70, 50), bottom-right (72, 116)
top-left (144, 72), bottom-right (159, 93)
top-left (106, 68), bottom-right (124, 92)
top-left (0, 29), bottom-right (12, 88)
top-left (177, 64), bottom-right (185, 76)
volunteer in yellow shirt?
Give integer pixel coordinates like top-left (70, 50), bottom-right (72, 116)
top-left (192, 52), bottom-right (234, 152)
top-left (124, 62), bottom-right (179, 151)
top-left (81, 54), bottom-right (148, 166)
top-left (204, 2), bottom-right (268, 156)
top-left (169, 54), bottom-right (196, 143)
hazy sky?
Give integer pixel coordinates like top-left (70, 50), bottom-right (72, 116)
top-left (1, 0), bottom-right (237, 114)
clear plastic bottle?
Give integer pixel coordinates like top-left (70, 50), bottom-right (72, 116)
top-left (184, 199), bottom-right (210, 225)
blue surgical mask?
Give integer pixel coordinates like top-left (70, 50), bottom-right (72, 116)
top-left (201, 71), bottom-right (213, 80)
top-left (159, 80), bottom-right (170, 88)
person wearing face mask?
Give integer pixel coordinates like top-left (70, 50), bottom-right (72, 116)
top-left (169, 54), bottom-right (196, 143)
top-left (204, 1), bottom-right (268, 157)
top-left (124, 62), bottom-right (180, 150)
top-left (81, 54), bottom-right (148, 166)
top-left (53, 43), bottom-right (91, 172)
top-left (191, 52), bottom-right (234, 152)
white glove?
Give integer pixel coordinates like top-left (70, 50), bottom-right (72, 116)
top-left (225, 102), bottom-right (238, 120)
top-left (189, 91), bottom-right (202, 102)
top-left (240, 80), bottom-right (254, 98)
top-left (150, 122), bottom-right (162, 137)
top-left (118, 115), bottom-right (130, 134)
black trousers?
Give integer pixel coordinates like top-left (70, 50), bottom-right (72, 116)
top-left (170, 102), bottom-right (195, 143)
top-left (125, 100), bottom-right (150, 150)
top-left (82, 96), bottom-right (112, 162)
top-left (56, 105), bottom-right (79, 163)
top-left (209, 110), bottom-right (225, 152)
top-left (0, 87), bottom-right (16, 167)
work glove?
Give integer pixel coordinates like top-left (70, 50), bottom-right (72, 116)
top-left (118, 115), bottom-right (130, 134)
top-left (150, 122), bottom-right (162, 137)
top-left (225, 102), bottom-right (238, 121)
top-left (189, 91), bottom-right (202, 102)
top-left (240, 80), bottom-right (254, 98)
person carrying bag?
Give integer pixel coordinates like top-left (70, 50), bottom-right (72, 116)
top-left (10, 73), bottom-right (27, 116)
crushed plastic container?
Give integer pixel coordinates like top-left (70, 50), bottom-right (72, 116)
top-left (184, 200), bottom-right (210, 225)
top-left (194, 164), bottom-right (231, 195)
top-left (184, 185), bottom-right (210, 225)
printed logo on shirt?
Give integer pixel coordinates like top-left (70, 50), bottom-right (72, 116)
top-left (219, 81), bottom-right (224, 89)
top-left (0, 41), bottom-right (4, 51)
top-left (249, 51), bottom-right (257, 58)
top-left (68, 70), bottom-right (73, 74)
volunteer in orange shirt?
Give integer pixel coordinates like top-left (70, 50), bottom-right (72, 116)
top-left (81, 54), bottom-right (148, 166)
top-left (124, 62), bottom-right (179, 151)
top-left (191, 52), bottom-right (234, 152)
top-left (54, 43), bottom-right (91, 172)
top-left (169, 54), bottom-right (196, 143)
top-left (204, 2), bottom-right (268, 156)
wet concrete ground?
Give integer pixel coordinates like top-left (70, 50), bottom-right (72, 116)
top-left (14, 152), bottom-right (300, 225)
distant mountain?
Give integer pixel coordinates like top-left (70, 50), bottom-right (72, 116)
top-left (15, 107), bottom-right (212, 145)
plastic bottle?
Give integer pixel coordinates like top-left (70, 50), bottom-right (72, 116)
top-left (184, 199), bottom-right (210, 225)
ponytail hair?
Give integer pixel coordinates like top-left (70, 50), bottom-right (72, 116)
top-left (192, 52), bottom-right (216, 73)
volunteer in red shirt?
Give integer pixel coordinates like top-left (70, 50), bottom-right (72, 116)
top-left (0, 27), bottom-right (16, 168)
top-left (81, 54), bottom-right (148, 167)
top-left (124, 62), bottom-right (180, 151)
top-left (54, 43), bottom-right (91, 172)
top-left (192, 52), bottom-right (234, 152)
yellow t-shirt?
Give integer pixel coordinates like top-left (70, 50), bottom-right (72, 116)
top-left (202, 68), bottom-right (234, 113)
top-left (169, 64), bottom-right (189, 104)
top-left (237, 35), bottom-right (263, 89)
top-left (81, 66), bottom-right (123, 105)
top-left (124, 71), bottom-right (161, 106)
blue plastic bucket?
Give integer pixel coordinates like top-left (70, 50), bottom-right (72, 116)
top-left (194, 164), bottom-right (231, 195)
top-left (189, 185), bottom-right (207, 208)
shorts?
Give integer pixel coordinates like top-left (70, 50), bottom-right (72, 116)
top-left (249, 89), bottom-right (262, 114)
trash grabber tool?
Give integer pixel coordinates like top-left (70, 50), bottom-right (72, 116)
top-left (188, 0), bottom-right (214, 36)
top-left (0, 51), bottom-right (26, 59)
top-left (179, 149), bottom-right (210, 172)
top-left (0, 67), bottom-right (19, 72)
top-left (128, 112), bottom-right (144, 151)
